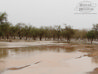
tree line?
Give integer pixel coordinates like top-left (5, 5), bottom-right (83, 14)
top-left (0, 12), bottom-right (98, 44)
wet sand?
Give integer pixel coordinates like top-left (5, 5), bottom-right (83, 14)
top-left (0, 41), bottom-right (98, 74)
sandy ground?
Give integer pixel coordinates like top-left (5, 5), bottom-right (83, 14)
top-left (0, 41), bottom-right (98, 74)
top-left (0, 51), bottom-right (93, 74)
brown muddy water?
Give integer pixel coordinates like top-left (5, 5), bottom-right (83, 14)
top-left (0, 45), bottom-right (98, 74)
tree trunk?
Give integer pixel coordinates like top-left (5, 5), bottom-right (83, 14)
top-left (40, 36), bottom-right (42, 41)
top-left (19, 36), bottom-right (22, 40)
top-left (7, 35), bottom-right (9, 40)
top-left (53, 35), bottom-right (55, 40)
top-left (67, 37), bottom-right (70, 43)
top-left (45, 37), bottom-right (46, 41)
top-left (33, 36), bottom-right (36, 40)
top-left (14, 35), bottom-right (16, 39)
top-left (2, 36), bottom-right (4, 39)
top-left (58, 36), bottom-right (60, 41)
top-left (91, 38), bottom-right (93, 44)
top-left (91, 40), bottom-right (92, 44)
top-left (26, 36), bottom-right (28, 40)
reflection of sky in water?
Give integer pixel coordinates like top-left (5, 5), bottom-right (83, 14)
top-left (0, 46), bottom-right (76, 73)
top-left (0, 46), bottom-right (98, 74)
top-left (0, 46), bottom-right (76, 59)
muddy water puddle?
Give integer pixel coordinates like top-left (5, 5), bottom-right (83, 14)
top-left (0, 46), bottom-right (98, 74)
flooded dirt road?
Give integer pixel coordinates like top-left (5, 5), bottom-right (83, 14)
top-left (0, 41), bottom-right (64, 48)
top-left (0, 42), bottom-right (98, 74)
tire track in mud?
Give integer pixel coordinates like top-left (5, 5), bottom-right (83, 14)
top-left (7, 61), bottom-right (41, 70)
top-left (0, 61), bottom-right (41, 74)
top-left (0, 55), bottom-right (87, 74)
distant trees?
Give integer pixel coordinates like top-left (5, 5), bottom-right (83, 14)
top-left (15, 23), bottom-right (25, 40)
top-left (0, 12), bottom-right (98, 44)
top-left (31, 27), bottom-right (38, 40)
top-left (55, 25), bottom-right (62, 41)
top-left (38, 27), bottom-right (45, 41)
top-left (0, 12), bottom-right (8, 39)
top-left (93, 24), bottom-right (98, 40)
top-left (86, 30), bottom-right (96, 44)
top-left (44, 26), bottom-right (52, 40)
top-left (9, 26), bottom-right (17, 39)
top-left (0, 12), bottom-right (7, 24)
top-left (0, 12), bottom-right (77, 42)
top-left (0, 22), bottom-right (11, 40)
top-left (51, 28), bottom-right (57, 40)
top-left (64, 25), bottom-right (74, 43)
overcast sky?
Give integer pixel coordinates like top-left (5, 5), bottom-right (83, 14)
top-left (0, 0), bottom-right (98, 29)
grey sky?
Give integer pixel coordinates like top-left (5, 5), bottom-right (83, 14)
top-left (0, 0), bottom-right (98, 29)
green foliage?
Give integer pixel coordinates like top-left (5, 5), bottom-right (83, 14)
top-left (64, 25), bottom-right (75, 43)
top-left (0, 12), bottom-right (7, 24)
top-left (31, 27), bottom-right (38, 40)
top-left (0, 22), bottom-right (11, 39)
top-left (0, 12), bottom-right (97, 44)
top-left (87, 30), bottom-right (96, 39)
top-left (86, 30), bottom-right (96, 44)
top-left (93, 24), bottom-right (98, 38)
top-left (73, 29), bottom-right (87, 40)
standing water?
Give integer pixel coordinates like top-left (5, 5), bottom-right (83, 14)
top-left (0, 45), bottom-right (98, 74)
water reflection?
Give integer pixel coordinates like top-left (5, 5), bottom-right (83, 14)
top-left (0, 45), bottom-right (98, 74)
top-left (0, 46), bottom-right (77, 73)
top-left (0, 49), bottom-right (8, 58)
top-left (0, 46), bottom-right (76, 59)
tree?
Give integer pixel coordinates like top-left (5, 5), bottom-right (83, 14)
top-left (31, 27), bottom-right (38, 40)
top-left (51, 28), bottom-right (57, 40)
top-left (24, 25), bottom-right (32, 40)
top-left (93, 24), bottom-right (98, 39)
top-left (44, 26), bottom-right (53, 40)
top-left (0, 22), bottom-right (11, 40)
top-left (55, 25), bottom-right (62, 40)
top-left (64, 25), bottom-right (74, 43)
top-left (0, 12), bottom-right (7, 24)
top-left (38, 27), bottom-right (45, 41)
top-left (9, 25), bottom-right (18, 39)
top-left (86, 30), bottom-right (96, 44)
top-left (15, 23), bottom-right (26, 39)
